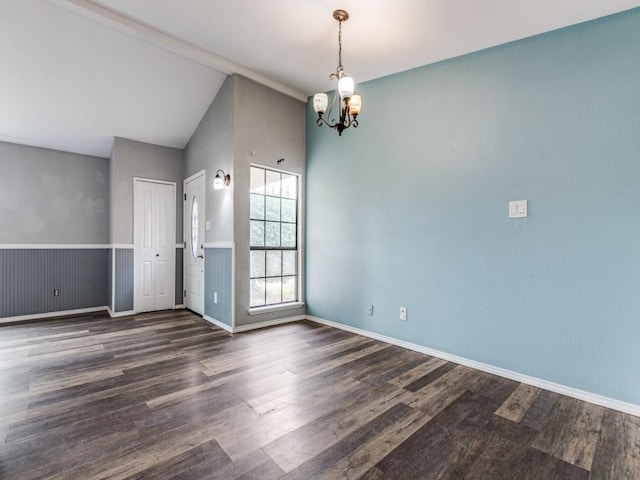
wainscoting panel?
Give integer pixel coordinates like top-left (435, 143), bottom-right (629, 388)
top-left (204, 247), bottom-right (232, 326)
top-left (107, 248), bottom-right (113, 311)
top-left (175, 247), bottom-right (183, 306)
top-left (114, 248), bottom-right (134, 313)
top-left (0, 249), bottom-right (109, 318)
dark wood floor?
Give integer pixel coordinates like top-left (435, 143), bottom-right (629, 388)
top-left (0, 310), bottom-right (638, 479)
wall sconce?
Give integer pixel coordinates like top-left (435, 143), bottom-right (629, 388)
top-left (213, 169), bottom-right (231, 190)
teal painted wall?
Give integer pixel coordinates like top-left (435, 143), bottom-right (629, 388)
top-left (306, 9), bottom-right (640, 405)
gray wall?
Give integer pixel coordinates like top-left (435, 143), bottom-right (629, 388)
top-left (110, 137), bottom-right (184, 244)
top-left (0, 138), bottom-right (186, 320)
top-left (183, 74), bottom-right (306, 328)
top-left (184, 75), bottom-right (234, 244)
top-left (233, 75), bottom-right (306, 327)
top-left (0, 141), bottom-right (109, 244)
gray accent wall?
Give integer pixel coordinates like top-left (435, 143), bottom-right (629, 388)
top-left (183, 75), bottom-right (307, 328)
top-left (0, 249), bottom-right (108, 318)
top-left (204, 248), bottom-right (232, 326)
top-left (184, 75), bottom-right (234, 244)
top-left (0, 138), bottom-right (187, 321)
top-left (233, 76), bottom-right (306, 327)
top-left (110, 138), bottom-right (184, 316)
top-left (110, 137), bottom-right (184, 245)
top-left (113, 248), bottom-right (134, 313)
top-left (0, 142), bottom-right (109, 244)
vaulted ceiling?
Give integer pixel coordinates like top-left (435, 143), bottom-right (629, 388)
top-left (2, 0), bottom-right (639, 157)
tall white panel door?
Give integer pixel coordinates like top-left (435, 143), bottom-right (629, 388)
top-left (183, 171), bottom-right (205, 315)
top-left (134, 179), bottom-right (176, 313)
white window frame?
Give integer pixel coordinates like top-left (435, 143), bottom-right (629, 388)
top-left (248, 165), bottom-right (303, 312)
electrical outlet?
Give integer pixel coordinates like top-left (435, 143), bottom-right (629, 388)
top-left (367, 305), bottom-right (374, 316)
top-left (399, 306), bottom-right (407, 321)
top-left (53, 289), bottom-right (60, 297)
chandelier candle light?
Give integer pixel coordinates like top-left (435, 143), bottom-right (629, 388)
top-left (313, 9), bottom-right (362, 136)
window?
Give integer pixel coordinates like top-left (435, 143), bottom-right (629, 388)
top-left (249, 166), bottom-right (298, 307)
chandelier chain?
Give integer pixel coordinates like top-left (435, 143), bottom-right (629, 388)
top-left (337, 19), bottom-right (343, 76)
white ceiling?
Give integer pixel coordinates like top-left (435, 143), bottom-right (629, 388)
top-left (1, 0), bottom-right (639, 157)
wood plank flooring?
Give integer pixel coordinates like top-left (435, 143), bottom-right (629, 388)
top-left (0, 310), bottom-right (639, 479)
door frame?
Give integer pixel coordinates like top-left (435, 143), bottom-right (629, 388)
top-left (183, 170), bottom-right (206, 315)
top-left (133, 177), bottom-right (177, 314)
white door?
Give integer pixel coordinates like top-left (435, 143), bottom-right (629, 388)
top-left (134, 179), bottom-right (176, 313)
top-left (183, 172), bottom-right (205, 314)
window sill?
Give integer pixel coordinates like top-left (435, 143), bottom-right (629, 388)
top-left (248, 302), bottom-right (305, 316)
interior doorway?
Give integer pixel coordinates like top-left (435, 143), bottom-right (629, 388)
top-left (133, 178), bottom-right (176, 313)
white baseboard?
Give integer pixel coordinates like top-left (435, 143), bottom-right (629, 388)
top-left (202, 314), bottom-right (305, 334)
top-left (203, 314), bottom-right (233, 333)
top-left (0, 306), bottom-right (108, 324)
top-left (306, 315), bottom-right (640, 418)
top-left (233, 315), bottom-right (306, 333)
top-left (107, 308), bottom-right (135, 318)
top-left (174, 304), bottom-right (185, 309)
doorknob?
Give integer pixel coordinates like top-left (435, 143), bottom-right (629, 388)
top-left (197, 255), bottom-right (204, 259)
top-left (155, 254), bottom-right (159, 257)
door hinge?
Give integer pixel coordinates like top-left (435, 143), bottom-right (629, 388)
top-left (183, 290), bottom-right (186, 297)
top-left (184, 242), bottom-right (186, 248)
top-left (184, 193), bottom-right (187, 200)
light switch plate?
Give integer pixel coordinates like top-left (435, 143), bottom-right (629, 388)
top-left (509, 200), bottom-right (528, 218)
top-left (205, 220), bottom-right (211, 231)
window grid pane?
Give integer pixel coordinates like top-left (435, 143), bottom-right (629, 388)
top-left (250, 166), bottom-right (299, 308)
top-left (250, 193), bottom-right (265, 220)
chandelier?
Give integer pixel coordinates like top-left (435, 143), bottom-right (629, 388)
top-left (313, 9), bottom-right (362, 136)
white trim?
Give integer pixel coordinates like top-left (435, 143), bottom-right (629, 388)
top-left (0, 244), bottom-right (135, 249)
top-left (184, 169), bottom-right (206, 184)
top-left (203, 314), bottom-right (233, 333)
top-left (106, 307), bottom-right (135, 318)
top-left (202, 313), bottom-right (304, 334)
top-left (204, 242), bottom-right (234, 249)
top-left (0, 244), bottom-right (112, 249)
top-left (248, 302), bottom-right (305, 316)
top-left (0, 307), bottom-right (107, 324)
top-left (175, 304), bottom-right (185, 309)
top-left (132, 176), bottom-right (176, 186)
top-left (175, 244), bottom-right (184, 249)
top-left (233, 315), bottom-right (306, 333)
top-left (306, 315), bottom-right (640, 418)
top-left (249, 163), bottom-right (302, 176)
